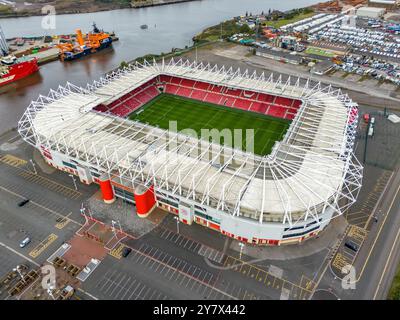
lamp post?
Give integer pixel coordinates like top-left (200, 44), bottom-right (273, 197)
top-left (68, 174), bottom-right (77, 191)
top-left (111, 220), bottom-right (117, 238)
top-left (238, 242), bottom-right (245, 260)
top-left (13, 265), bottom-right (26, 283)
top-left (29, 159), bottom-right (37, 174)
top-left (174, 216), bottom-right (180, 234)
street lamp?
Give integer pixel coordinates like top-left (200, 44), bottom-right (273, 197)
top-left (29, 159), bottom-right (37, 174)
top-left (111, 220), bottom-right (117, 238)
top-left (47, 286), bottom-right (56, 300)
top-left (68, 174), bottom-right (78, 191)
top-left (174, 216), bottom-right (180, 234)
top-left (13, 265), bottom-right (26, 283)
top-left (238, 242), bottom-right (245, 260)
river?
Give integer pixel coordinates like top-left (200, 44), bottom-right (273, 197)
top-left (0, 0), bottom-right (318, 133)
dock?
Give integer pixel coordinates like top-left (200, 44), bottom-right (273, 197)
top-left (5, 32), bottom-right (118, 65)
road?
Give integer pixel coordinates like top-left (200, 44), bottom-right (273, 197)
top-left (313, 167), bottom-right (400, 299)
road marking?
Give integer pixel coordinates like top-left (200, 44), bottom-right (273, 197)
top-left (77, 288), bottom-right (98, 300)
top-left (55, 213), bottom-right (72, 229)
top-left (18, 170), bottom-right (82, 199)
top-left (373, 227), bottom-right (400, 299)
top-left (0, 154), bottom-right (27, 167)
top-left (0, 185), bottom-right (81, 226)
top-left (129, 244), bottom-right (237, 299)
top-left (0, 241), bottom-right (40, 267)
top-left (357, 181), bottom-right (400, 282)
top-left (224, 255), bottom-right (313, 296)
top-left (29, 233), bottom-right (58, 258)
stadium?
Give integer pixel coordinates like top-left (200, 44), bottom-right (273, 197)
top-left (18, 59), bottom-right (363, 245)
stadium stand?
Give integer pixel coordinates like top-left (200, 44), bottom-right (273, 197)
top-left (94, 75), bottom-right (303, 121)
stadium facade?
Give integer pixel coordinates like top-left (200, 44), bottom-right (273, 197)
top-left (18, 59), bottom-right (363, 245)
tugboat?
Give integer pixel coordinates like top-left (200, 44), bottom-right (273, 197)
top-left (0, 55), bottom-right (39, 87)
top-left (57, 23), bottom-right (113, 61)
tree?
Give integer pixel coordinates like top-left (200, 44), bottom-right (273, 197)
top-left (239, 24), bottom-right (251, 34)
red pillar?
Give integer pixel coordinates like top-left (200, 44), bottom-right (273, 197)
top-left (99, 175), bottom-right (115, 204)
top-left (134, 185), bottom-right (156, 218)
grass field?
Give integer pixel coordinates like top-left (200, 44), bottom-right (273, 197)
top-left (129, 94), bottom-right (290, 156)
top-left (305, 46), bottom-right (336, 58)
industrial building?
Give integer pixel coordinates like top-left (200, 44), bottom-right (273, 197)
top-left (18, 59), bottom-right (363, 245)
top-left (368, 0), bottom-right (396, 10)
top-left (356, 6), bottom-right (386, 18)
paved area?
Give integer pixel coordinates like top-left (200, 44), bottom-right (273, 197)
top-left (86, 195), bottom-right (164, 238)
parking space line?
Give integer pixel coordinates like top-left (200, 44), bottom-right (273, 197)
top-left (29, 233), bottom-right (58, 258)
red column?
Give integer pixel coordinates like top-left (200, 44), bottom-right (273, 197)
top-left (134, 185), bottom-right (156, 218)
top-left (99, 175), bottom-right (115, 204)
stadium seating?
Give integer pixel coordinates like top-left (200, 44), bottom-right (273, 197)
top-left (96, 79), bottom-right (161, 117)
top-left (176, 87), bottom-right (193, 98)
top-left (190, 89), bottom-right (208, 101)
top-left (95, 74), bottom-right (304, 121)
top-left (250, 102), bottom-right (269, 114)
top-left (204, 92), bottom-right (223, 105)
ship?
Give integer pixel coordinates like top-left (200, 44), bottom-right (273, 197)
top-left (57, 23), bottom-right (113, 61)
top-left (0, 55), bottom-right (39, 87)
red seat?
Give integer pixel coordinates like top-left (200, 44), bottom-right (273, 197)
top-left (176, 87), bottom-right (192, 97)
top-left (165, 84), bottom-right (179, 94)
top-left (204, 92), bottom-right (222, 104)
top-left (220, 97), bottom-right (235, 107)
top-left (180, 79), bottom-right (195, 88)
top-left (170, 77), bottom-right (182, 85)
top-left (190, 89), bottom-right (207, 101)
top-left (257, 93), bottom-right (275, 103)
top-left (275, 96), bottom-right (293, 107)
top-left (250, 102), bottom-right (269, 114)
top-left (233, 99), bottom-right (250, 111)
top-left (194, 81), bottom-right (210, 90)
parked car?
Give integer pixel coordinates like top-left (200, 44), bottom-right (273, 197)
top-left (18, 199), bottom-right (30, 207)
top-left (344, 240), bottom-right (359, 252)
top-left (19, 237), bottom-right (31, 248)
top-left (122, 247), bottom-right (132, 258)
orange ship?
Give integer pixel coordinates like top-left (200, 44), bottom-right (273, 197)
top-left (57, 23), bottom-right (113, 61)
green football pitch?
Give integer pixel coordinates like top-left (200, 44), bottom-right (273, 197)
top-left (129, 94), bottom-right (291, 156)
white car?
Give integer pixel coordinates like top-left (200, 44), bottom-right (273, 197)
top-left (19, 237), bottom-right (31, 248)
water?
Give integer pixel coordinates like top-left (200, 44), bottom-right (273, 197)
top-left (0, 0), bottom-right (317, 133)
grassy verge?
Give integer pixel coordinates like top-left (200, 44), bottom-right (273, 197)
top-left (193, 20), bottom-right (254, 43)
top-left (263, 11), bottom-right (315, 29)
top-left (388, 264), bottom-right (400, 300)
top-left (0, 4), bottom-right (13, 15)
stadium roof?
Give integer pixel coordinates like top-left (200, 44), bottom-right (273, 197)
top-left (18, 58), bottom-right (363, 227)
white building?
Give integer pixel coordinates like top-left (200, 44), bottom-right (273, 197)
top-left (18, 59), bottom-right (363, 245)
top-left (356, 6), bottom-right (386, 18)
